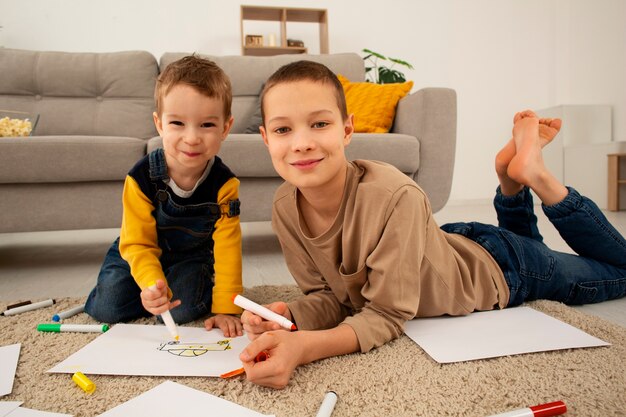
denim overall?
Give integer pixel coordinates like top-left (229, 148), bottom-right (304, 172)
top-left (85, 149), bottom-right (240, 324)
top-left (441, 186), bottom-right (626, 306)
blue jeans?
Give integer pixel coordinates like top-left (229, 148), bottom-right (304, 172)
top-left (441, 187), bottom-right (626, 306)
top-left (84, 238), bottom-right (214, 324)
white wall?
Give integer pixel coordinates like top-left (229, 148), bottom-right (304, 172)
top-left (1, 0), bottom-right (624, 203)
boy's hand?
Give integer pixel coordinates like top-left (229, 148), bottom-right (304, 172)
top-left (240, 330), bottom-right (303, 389)
top-left (240, 301), bottom-right (291, 340)
top-left (140, 279), bottom-right (181, 316)
top-left (204, 314), bottom-right (243, 338)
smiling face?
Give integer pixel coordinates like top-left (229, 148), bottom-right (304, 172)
top-left (153, 83), bottom-right (233, 182)
top-left (260, 79), bottom-right (354, 195)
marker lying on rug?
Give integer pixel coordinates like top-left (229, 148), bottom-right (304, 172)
top-left (37, 324), bottom-right (109, 333)
top-left (148, 281), bottom-right (179, 341)
top-left (220, 351), bottom-right (269, 378)
top-left (316, 391), bottom-right (338, 417)
top-left (6, 300), bottom-right (32, 310)
top-left (2, 299), bottom-right (55, 316)
top-left (232, 294), bottom-right (297, 331)
top-left (486, 400), bottom-right (566, 417)
top-left (52, 304), bottom-right (85, 322)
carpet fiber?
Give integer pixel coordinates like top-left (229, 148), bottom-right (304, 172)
top-left (2, 285), bottom-right (625, 416)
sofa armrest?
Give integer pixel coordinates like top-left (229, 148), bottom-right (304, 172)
top-left (392, 87), bottom-right (457, 212)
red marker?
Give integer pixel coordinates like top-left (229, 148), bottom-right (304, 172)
top-left (487, 401), bottom-right (567, 417)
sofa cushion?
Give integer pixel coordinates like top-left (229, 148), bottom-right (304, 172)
top-left (0, 136), bottom-right (146, 183)
top-left (147, 133), bottom-right (419, 178)
top-left (0, 48), bottom-right (158, 139)
top-left (159, 53), bottom-right (366, 134)
top-left (338, 74), bottom-right (413, 133)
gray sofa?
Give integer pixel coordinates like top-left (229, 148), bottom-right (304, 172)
top-left (0, 48), bottom-right (456, 233)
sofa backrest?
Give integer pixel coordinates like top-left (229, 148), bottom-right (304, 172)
top-left (0, 48), bottom-right (159, 139)
top-left (159, 52), bottom-right (365, 134)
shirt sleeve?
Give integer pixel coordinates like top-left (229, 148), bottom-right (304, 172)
top-left (211, 176), bottom-right (243, 314)
top-left (118, 175), bottom-right (167, 291)
top-left (342, 186), bottom-right (430, 352)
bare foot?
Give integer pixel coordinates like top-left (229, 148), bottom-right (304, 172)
top-left (507, 116), bottom-right (568, 205)
top-left (495, 110), bottom-right (561, 195)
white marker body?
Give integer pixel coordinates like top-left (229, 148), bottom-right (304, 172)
top-left (315, 391), bottom-right (338, 417)
top-left (3, 299), bottom-right (54, 316)
top-left (233, 294), bottom-right (296, 330)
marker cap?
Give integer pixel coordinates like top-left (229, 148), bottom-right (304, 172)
top-left (72, 372), bottom-right (95, 394)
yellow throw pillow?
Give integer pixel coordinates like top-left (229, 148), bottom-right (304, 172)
top-left (337, 74), bottom-right (413, 133)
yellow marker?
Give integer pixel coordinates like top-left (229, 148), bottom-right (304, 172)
top-left (72, 372), bottom-right (95, 394)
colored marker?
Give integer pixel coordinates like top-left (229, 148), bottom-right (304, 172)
top-left (486, 401), bottom-right (567, 417)
top-left (148, 282), bottom-right (179, 341)
top-left (37, 323), bottom-right (109, 333)
top-left (6, 300), bottom-right (32, 310)
top-left (316, 391), bottom-right (338, 417)
top-left (232, 294), bottom-right (297, 331)
top-left (2, 299), bottom-right (55, 316)
top-left (220, 351), bottom-right (269, 379)
top-left (52, 304), bottom-right (85, 322)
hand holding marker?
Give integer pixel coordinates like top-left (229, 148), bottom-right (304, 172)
top-left (148, 281), bottom-right (179, 341)
top-left (232, 294), bottom-right (297, 331)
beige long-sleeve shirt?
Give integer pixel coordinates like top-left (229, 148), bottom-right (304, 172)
top-left (272, 160), bottom-right (509, 353)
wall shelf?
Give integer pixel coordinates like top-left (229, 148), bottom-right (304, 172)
top-left (240, 5), bottom-right (328, 56)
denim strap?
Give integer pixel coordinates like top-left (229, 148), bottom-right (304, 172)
top-left (148, 149), bottom-right (169, 182)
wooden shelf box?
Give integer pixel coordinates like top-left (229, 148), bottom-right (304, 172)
top-left (240, 5), bottom-right (328, 56)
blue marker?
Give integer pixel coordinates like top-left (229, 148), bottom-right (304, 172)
top-left (52, 304), bottom-right (85, 322)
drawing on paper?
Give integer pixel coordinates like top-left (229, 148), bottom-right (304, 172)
top-left (157, 339), bottom-right (231, 357)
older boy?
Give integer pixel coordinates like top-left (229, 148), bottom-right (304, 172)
top-left (85, 56), bottom-right (243, 337)
top-left (239, 60), bottom-right (626, 388)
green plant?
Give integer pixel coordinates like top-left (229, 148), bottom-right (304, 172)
top-left (362, 48), bottom-right (414, 84)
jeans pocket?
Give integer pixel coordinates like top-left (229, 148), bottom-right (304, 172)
top-left (500, 230), bottom-right (555, 282)
top-left (565, 282), bottom-right (599, 304)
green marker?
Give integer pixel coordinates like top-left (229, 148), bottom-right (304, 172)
top-left (37, 323), bottom-right (109, 333)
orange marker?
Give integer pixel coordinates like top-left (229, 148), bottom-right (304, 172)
top-left (220, 351), bottom-right (269, 378)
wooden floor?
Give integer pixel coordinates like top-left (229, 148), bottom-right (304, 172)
top-left (1, 201), bottom-right (625, 327)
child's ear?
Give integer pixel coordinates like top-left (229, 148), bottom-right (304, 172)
top-left (260, 126), bottom-right (269, 147)
top-left (153, 112), bottom-right (163, 136)
top-left (221, 116), bottom-right (235, 140)
top-left (343, 114), bottom-right (355, 146)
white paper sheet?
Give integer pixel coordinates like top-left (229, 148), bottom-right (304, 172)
top-left (97, 380), bottom-right (273, 417)
top-left (0, 344), bottom-right (20, 396)
top-left (404, 306), bottom-right (610, 363)
top-left (0, 402), bottom-right (22, 417)
top-left (48, 324), bottom-right (249, 377)
top-left (5, 408), bottom-right (72, 417)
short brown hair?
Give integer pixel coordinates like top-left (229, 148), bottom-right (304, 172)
top-left (260, 60), bottom-right (348, 124)
top-left (155, 55), bottom-right (232, 118)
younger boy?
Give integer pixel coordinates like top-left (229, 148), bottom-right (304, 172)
top-left (239, 60), bottom-right (626, 388)
top-left (85, 56), bottom-right (243, 337)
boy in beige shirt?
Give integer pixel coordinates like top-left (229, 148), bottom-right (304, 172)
top-left (238, 60), bottom-right (626, 388)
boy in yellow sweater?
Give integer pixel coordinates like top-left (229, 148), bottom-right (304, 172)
top-left (85, 56), bottom-right (243, 337)
top-left (238, 60), bottom-right (626, 388)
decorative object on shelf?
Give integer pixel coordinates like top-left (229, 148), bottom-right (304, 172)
top-left (287, 39), bottom-right (305, 48)
top-left (245, 35), bottom-right (264, 47)
top-left (0, 110), bottom-right (39, 137)
top-left (362, 48), bottom-right (414, 84)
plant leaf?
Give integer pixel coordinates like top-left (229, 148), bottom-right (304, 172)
top-left (378, 67), bottom-right (406, 84)
top-left (389, 57), bottom-right (414, 69)
top-left (362, 48), bottom-right (387, 60)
